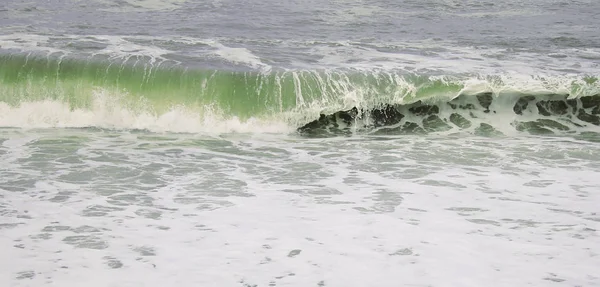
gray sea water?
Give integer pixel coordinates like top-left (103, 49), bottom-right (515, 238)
top-left (1, 0), bottom-right (600, 286)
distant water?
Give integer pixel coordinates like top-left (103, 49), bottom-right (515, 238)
top-left (1, 0), bottom-right (600, 286)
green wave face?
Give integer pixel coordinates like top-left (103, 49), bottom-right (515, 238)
top-left (0, 53), bottom-right (599, 135)
top-left (0, 54), bottom-right (463, 117)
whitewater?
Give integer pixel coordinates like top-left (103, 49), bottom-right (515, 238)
top-left (1, 0), bottom-right (600, 286)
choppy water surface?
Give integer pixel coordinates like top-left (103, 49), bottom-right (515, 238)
top-left (1, 0), bottom-right (600, 286)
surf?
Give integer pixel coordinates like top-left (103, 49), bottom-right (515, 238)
top-left (0, 53), bottom-right (599, 135)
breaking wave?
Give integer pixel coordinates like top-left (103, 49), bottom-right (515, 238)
top-left (0, 54), bottom-right (599, 136)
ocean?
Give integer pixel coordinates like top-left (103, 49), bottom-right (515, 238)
top-left (1, 0), bottom-right (600, 286)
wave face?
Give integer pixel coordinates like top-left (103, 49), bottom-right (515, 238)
top-left (1, 54), bottom-right (599, 135)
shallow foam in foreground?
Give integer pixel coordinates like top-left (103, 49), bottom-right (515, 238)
top-left (1, 54), bottom-right (599, 135)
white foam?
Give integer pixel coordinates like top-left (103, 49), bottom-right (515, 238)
top-left (2, 32), bottom-right (599, 76)
top-left (0, 34), bottom-right (174, 67)
top-left (455, 74), bottom-right (600, 98)
top-left (1, 131), bottom-right (600, 287)
top-left (0, 33), bottom-right (276, 71)
top-left (205, 40), bottom-right (271, 71)
top-left (0, 90), bottom-right (293, 134)
top-left (0, 34), bottom-right (64, 55)
top-left (87, 36), bottom-right (172, 64)
top-left (300, 39), bottom-right (600, 75)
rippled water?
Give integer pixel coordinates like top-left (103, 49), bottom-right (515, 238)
top-left (1, 0), bottom-right (599, 73)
